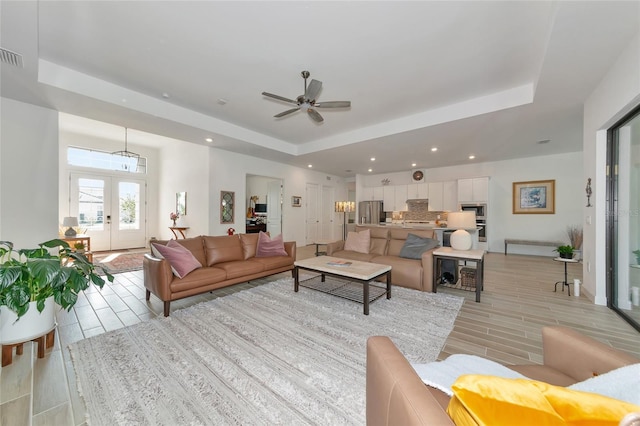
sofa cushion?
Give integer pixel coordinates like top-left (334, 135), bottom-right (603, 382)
top-left (239, 233), bottom-right (259, 259)
top-left (399, 233), bottom-right (440, 260)
top-left (169, 267), bottom-right (228, 293)
top-left (204, 235), bottom-right (244, 266)
top-left (256, 231), bottom-right (288, 257)
top-left (447, 374), bottom-right (640, 426)
top-left (331, 250), bottom-right (377, 263)
top-left (215, 260), bottom-right (265, 279)
top-left (252, 255), bottom-right (293, 270)
top-left (151, 241), bottom-right (202, 278)
top-left (356, 226), bottom-right (388, 255)
top-left (344, 229), bottom-right (371, 254)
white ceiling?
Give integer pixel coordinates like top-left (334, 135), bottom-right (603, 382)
top-left (1, 1), bottom-right (638, 177)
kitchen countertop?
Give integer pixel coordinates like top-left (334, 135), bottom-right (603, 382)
top-left (361, 223), bottom-right (480, 231)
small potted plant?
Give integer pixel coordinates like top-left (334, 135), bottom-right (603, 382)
top-left (555, 245), bottom-right (575, 259)
top-left (74, 242), bottom-right (85, 254)
top-left (633, 249), bottom-right (640, 265)
top-left (0, 239), bottom-right (113, 344)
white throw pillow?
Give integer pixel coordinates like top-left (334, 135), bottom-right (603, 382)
top-left (344, 229), bottom-right (370, 254)
top-left (568, 363), bottom-right (640, 405)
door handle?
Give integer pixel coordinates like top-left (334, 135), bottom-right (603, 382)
top-left (106, 215), bottom-right (111, 224)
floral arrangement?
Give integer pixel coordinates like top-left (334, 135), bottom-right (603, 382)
top-left (170, 212), bottom-right (179, 221)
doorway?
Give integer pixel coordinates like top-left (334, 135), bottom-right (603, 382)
top-left (246, 175), bottom-right (283, 235)
top-left (70, 172), bottom-right (147, 251)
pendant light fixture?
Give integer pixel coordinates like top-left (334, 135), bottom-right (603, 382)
top-left (111, 127), bottom-right (140, 171)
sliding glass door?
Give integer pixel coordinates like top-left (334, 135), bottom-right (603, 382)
top-left (607, 105), bottom-right (640, 331)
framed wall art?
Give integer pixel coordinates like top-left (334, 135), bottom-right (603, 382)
top-left (291, 196), bottom-right (301, 207)
top-left (512, 180), bottom-right (555, 214)
top-left (176, 192), bottom-right (187, 216)
top-left (220, 191), bottom-right (235, 223)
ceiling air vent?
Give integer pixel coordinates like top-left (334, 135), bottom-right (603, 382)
top-left (0, 47), bottom-right (24, 68)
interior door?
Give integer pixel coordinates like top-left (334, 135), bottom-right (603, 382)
top-left (321, 186), bottom-right (334, 240)
top-left (305, 183), bottom-right (319, 245)
top-left (266, 180), bottom-right (282, 236)
top-left (70, 173), bottom-right (146, 251)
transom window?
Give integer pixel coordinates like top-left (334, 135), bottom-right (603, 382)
top-left (67, 146), bottom-right (147, 173)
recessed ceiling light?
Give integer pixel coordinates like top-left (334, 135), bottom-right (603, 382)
top-left (308, 164), bottom-right (313, 168)
top-left (431, 147), bottom-right (438, 152)
top-left (537, 139), bottom-right (551, 144)
top-left (162, 92), bottom-right (170, 99)
top-left (205, 137), bottom-right (213, 143)
top-left (370, 157), bottom-right (375, 161)
top-left (411, 163), bottom-right (417, 167)
top-left (368, 168), bottom-right (373, 172)
top-left (469, 155), bottom-right (475, 160)
top-left (217, 98), bottom-right (228, 105)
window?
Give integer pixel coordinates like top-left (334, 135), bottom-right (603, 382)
top-left (67, 146), bottom-right (147, 173)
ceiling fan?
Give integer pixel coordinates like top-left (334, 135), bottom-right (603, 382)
top-left (262, 70), bottom-right (351, 123)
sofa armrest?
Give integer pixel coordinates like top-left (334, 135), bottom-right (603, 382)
top-left (326, 241), bottom-right (345, 255)
top-left (143, 253), bottom-right (174, 301)
top-left (541, 326), bottom-right (639, 382)
top-left (367, 336), bottom-right (454, 426)
top-left (420, 248), bottom-right (437, 292)
top-left (284, 241), bottom-right (296, 259)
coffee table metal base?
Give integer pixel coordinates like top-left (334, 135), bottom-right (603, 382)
top-left (294, 266), bottom-right (391, 315)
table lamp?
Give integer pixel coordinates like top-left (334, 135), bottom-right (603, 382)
top-left (62, 216), bottom-right (79, 237)
top-left (447, 211), bottom-right (476, 250)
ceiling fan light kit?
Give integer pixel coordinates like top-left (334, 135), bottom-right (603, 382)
top-left (262, 70), bottom-right (351, 123)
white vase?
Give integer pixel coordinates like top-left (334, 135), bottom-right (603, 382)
top-left (0, 296), bottom-right (57, 344)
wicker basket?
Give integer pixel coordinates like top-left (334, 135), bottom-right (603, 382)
top-left (460, 267), bottom-right (476, 288)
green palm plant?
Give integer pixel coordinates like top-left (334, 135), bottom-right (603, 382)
top-left (0, 239), bottom-right (113, 319)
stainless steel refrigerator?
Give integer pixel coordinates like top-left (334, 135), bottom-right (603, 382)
top-left (359, 201), bottom-right (384, 224)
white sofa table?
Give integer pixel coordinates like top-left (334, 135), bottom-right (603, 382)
top-left (432, 247), bottom-right (485, 302)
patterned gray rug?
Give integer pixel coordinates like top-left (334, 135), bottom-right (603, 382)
top-left (70, 277), bottom-right (463, 425)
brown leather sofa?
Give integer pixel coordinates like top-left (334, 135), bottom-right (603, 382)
top-left (366, 326), bottom-right (639, 425)
top-left (326, 225), bottom-right (437, 292)
top-left (143, 233), bottom-right (296, 316)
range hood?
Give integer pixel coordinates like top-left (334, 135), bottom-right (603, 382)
top-left (406, 199), bottom-right (429, 203)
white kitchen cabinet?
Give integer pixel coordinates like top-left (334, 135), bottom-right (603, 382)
top-left (383, 186), bottom-right (395, 211)
top-left (407, 184), bottom-right (419, 200)
top-left (457, 177), bottom-right (489, 202)
top-left (443, 180), bottom-right (458, 211)
top-left (394, 185), bottom-right (408, 211)
top-left (373, 186), bottom-right (384, 200)
top-left (360, 187), bottom-right (373, 201)
top-left (428, 182), bottom-right (444, 211)
top-left (418, 183), bottom-right (429, 199)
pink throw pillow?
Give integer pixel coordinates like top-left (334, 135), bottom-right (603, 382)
top-left (255, 231), bottom-right (288, 257)
top-left (344, 229), bottom-right (371, 254)
top-left (151, 241), bottom-right (202, 278)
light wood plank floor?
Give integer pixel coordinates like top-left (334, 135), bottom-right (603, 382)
top-left (1, 247), bottom-right (639, 425)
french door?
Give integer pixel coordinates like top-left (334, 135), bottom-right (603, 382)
top-left (70, 173), bottom-right (147, 251)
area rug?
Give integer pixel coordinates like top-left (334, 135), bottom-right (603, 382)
top-left (93, 251), bottom-right (147, 274)
top-left (70, 278), bottom-right (463, 425)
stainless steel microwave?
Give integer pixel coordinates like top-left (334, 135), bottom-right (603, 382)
top-left (460, 203), bottom-right (486, 219)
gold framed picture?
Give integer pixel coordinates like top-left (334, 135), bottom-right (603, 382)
top-left (513, 180), bottom-right (555, 214)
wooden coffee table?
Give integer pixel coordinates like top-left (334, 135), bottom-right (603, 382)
top-left (293, 256), bottom-right (392, 315)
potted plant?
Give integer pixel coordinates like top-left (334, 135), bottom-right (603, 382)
top-left (555, 245), bottom-right (575, 259)
top-left (633, 249), bottom-right (640, 265)
top-left (0, 239), bottom-right (113, 344)
top-left (73, 242), bottom-right (85, 254)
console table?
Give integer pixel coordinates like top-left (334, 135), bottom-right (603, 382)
top-left (432, 247), bottom-right (485, 302)
top-left (246, 224), bottom-right (266, 234)
top-left (169, 227), bottom-right (189, 239)
top-left (61, 235), bottom-right (92, 262)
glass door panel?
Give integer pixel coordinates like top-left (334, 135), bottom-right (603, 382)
top-left (111, 178), bottom-right (146, 250)
top-left (70, 173), bottom-right (111, 251)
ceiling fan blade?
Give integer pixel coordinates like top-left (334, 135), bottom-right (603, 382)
top-left (262, 92), bottom-right (298, 104)
top-left (274, 107), bottom-right (300, 118)
top-left (315, 101), bottom-right (351, 108)
top-left (305, 79), bottom-right (322, 101)
top-left (307, 108), bottom-right (324, 123)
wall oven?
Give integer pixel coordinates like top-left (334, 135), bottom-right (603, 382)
top-left (460, 203), bottom-right (487, 242)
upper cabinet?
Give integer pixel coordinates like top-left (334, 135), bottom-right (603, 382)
top-left (429, 181), bottom-right (457, 211)
top-left (361, 186), bottom-right (384, 201)
top-left (457, 177), bottom-right (489, 202)
top-left (407, 183), bottom-right (429, 199)
top-left (373, 186), bottom-right (384, 200)
top-left (394, 185), bottom-right (408, 211)
top-left (383, 186), bottom-right (395, 211)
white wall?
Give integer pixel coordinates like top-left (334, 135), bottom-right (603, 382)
top-left (583, 31), bottom-right (640, 305)
top-left (157, 141), bottom-right (210, 240)
top-left (1, 98), bottom-right (59, 248)
top-left (357, 151), bottom-right (583, 255)
top-left (208, 148), bottom-right (348, 246)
